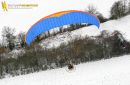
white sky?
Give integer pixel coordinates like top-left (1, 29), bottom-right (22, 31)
top-left (0, 0), bottom-right (120, 38)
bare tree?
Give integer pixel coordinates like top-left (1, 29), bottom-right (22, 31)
top-left (2, 26), bottom-right (15, 50)
top-left (86, 5), bottom-right (98, 15)
top-left (17, 32), bottom-right (26, 48)
top-left (110, 0), bottom-right (127, 19)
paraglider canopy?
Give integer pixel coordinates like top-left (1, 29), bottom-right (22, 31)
top-left (25, 10), bottom-right (100, 45)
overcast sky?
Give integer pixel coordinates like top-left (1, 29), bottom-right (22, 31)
top-left (0, 0), bottom-right (120, 38)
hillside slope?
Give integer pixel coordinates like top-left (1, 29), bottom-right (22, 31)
top-left (40, 15), bottom-right (130, 48)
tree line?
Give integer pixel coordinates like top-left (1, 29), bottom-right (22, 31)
top-left (0, 30), bottom-right (130, 78)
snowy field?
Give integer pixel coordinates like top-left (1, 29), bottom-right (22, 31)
top-left (0, 55), bottom-right (130, 85)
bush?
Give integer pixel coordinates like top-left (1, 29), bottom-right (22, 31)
top-left (97, 13), bottom-right (108, 23)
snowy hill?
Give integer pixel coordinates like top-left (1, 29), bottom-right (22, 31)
top-left (0, 15), bottom-right (130, 85)
top-left (40, 15), bottom-right (130, 48)
top-left (0, 55), bottom-right (130, 85)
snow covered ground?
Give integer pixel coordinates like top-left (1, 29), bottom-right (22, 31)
top-left (40, 15), bottom-right (130, 48)
top-left (0, 55), bottom-right (130, 85)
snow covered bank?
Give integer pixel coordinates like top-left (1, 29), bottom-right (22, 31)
top-left (1, 49), bottom-right (25, 59)
top-left (0, 55), bottom-right (130, 85)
